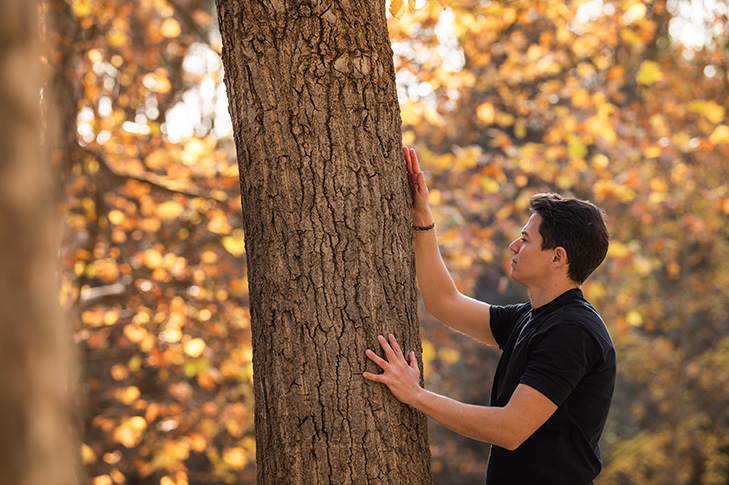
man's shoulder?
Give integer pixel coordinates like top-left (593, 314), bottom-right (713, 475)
top-left (540, 297), bottom-right (614, 350)
top-left (490, 300), bottom-right (532, 322)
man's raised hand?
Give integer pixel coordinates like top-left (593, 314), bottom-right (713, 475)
top-left (404, 146), bottom-right (432, 225)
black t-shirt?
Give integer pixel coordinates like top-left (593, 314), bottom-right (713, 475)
top-left (486, 288), bottom-right (616, 485)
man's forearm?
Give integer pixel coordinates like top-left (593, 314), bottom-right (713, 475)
top-left (414, 228), bottom-right (461, 319)
top-left (409, 388), bottom-right (521, 450)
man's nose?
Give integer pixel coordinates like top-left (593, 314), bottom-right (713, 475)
top-left (509, 239), bottom-right (520, 253)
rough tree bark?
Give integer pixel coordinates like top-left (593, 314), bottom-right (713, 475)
top-left (215, 0), bottom-right (432, 483)
top-left (0, 1), bottom-right (77, 484)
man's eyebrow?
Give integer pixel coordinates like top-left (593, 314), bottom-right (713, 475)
top-left (521, 229), bottom-right (529, 238)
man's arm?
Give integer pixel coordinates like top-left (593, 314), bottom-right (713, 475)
top-left (405, 147), bottom-right (496, 346)
top-left (363, 334), bottom-right (557, 450)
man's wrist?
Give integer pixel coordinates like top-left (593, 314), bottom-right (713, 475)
top-left (413, 222), bottom-right (435, 232)
top-left (412, 210), bottom-right (434, 228)
top-left (407, 387), bottom-right (430, 410)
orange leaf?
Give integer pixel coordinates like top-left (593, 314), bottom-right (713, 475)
top-left (390, 0), bottom-right (405, 19)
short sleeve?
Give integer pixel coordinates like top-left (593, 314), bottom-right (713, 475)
top-left (520, 324), bottom-right (599, 407)
top-left (490, 303), bottom-right (530, 350)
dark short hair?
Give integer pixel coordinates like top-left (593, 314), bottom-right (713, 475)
top-left (528, 193), bottom-right (609, 284)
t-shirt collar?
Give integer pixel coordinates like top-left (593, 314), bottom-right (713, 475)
top-left (531, 287), bottom-right (583, 316)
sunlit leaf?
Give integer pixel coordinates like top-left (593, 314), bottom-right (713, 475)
top-left (81, 443), bottom-right (97, 465)
top-left (709, 125), bottom-right (729, 145)
top-left (92, 476), bottom-right (112, 485)
top-left (703, 102), bottom-right (725, 124)
top-left (636, 60), bottom-right (663, 86)
top-left (160, 18), bottom-right (182, 38)
top-left (222, 234), bottom-right (246, 257)
top-left (626, 310), bottom-right (643, 327)
top-left (183, 338), bottom-right (206, 358)
top-left (113, 416), bottom-right (147, 448)
top-left (123, 324), bottom-right (148, 343)
top-left (223, 447), bottom-right (248, 470)
top-left (156, 201), bottom-right (184, 219)
top-left (390, 0), bottom-right (405, 19)
top-left (143, 248), bottom-right (164, 268)
top-left (115, 386), bottom-right (141, 405)
top-left (72, 1), bottom-right (93, 17)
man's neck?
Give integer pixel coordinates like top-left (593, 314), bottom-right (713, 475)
top-left (527, 279), bottom-right (581, 309)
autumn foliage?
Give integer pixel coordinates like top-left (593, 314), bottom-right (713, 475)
top-left (43, 0), bottom-right (729, 483)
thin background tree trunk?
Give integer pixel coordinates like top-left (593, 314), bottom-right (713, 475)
top-left (0, 1), bottom-right (77, 484)
top-left (215, 0), bottom-right (432, 483)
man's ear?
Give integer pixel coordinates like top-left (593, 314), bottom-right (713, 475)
top-left (552, 247), bottom-right (568, 267)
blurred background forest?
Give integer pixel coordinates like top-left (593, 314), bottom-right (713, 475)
top-left (41, 0), bottom-right (729, 483)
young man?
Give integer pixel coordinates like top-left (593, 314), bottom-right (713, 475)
top-left (363, 147), bottom-right (616, 484)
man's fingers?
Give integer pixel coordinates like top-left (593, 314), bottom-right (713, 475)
top-left (378, 334), bottom-right (397, 361)
top-left (362, 371), bottom-right (382, 382)
top-left (365, 348), bottom-right (389, 369)
top-left (404, 146), bottom-right (412, 173)
top-left (416, 172), bottom-right (427, 192)
top-left (410, 148), bottom-right (421, 173)
top-left (389, 334), bottom-right (405, 360)
top-left (409, 351), bottom-right (420, 371)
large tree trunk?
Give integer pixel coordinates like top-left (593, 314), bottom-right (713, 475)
top-left (0, 1), bottom-right (77, 484)
top-left (215, 0), bottom-right (432, 483)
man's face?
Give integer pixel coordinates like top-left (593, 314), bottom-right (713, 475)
top-left (508, 213), bottom-right (555, 287)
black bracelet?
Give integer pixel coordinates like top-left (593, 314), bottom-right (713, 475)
top-left (413, 222), bottom-right (435, 232)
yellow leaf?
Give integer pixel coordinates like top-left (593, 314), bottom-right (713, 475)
top-left (625, 3), bottom-right (647, 21)
top-left (644, 145), bottom-right (661, 158)
top-left (709, 125), bottom-right (729, 145)
top-left (390, 0), bottom-right (405, 19)
top-left (207, 210), bottom-right (232, 235)
top-left (161, 327), bottom-right (182, 343)
top-left (113, 417), bottom-right (147, 448)
top-left (438, 0), bottom-right (450, 8)
top-left (476, 102), bottom-right (495, 124)
top-left (222, 235), bottom-right (246, 257)
top-left (223, 447), bottom-right (248, 470)
top-left (107, 30), bottom-right (128, 48)
top-left (626, 310), bottom-right (643, 327)
top-left (636, 60), bottom-right (663, 86)
top-left (704, 102), bottom-right (726, 124)
top-left (92, 476), bottom-right (112, 485)
top-left (108, 210), bottom-right (125, 225)
top-left (571, 89), bottom-right (591, 108)
top-left (143, 249), bottom-right (164, 269)
top-left (72, 1), bottom-right (93, 17)
top-left (421, 339), bottom-right (435, 368)
top-left (153, 440), bottom-right (191, 470)
top-left (124, 324), bottom-right (148, 343)
top-left (115, 386), bottom-right (141, 405)
top-left (408, 0), bottom-right (416, 12)
top-left (156, 201), bottom-right (184, 219)
top-left (81, 443), bottom-right (97, 465)
top-left (160, 18), bottom-right (181, 38)
top-left (87, 49), bottom-right (103, 64)
top-left (184, 338), bottom-right (206, 358)
top-left (200, 250), bottom-right (218, 263)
